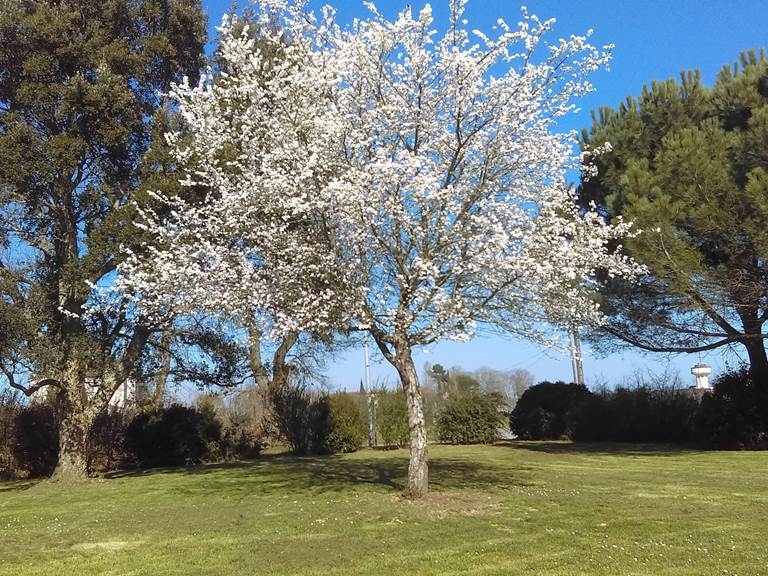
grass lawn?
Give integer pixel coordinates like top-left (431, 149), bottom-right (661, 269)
top-left (1, 442), bottom-right (766, 575)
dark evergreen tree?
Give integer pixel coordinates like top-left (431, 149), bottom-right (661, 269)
top-left (0, 0), bottom-right (206, 478)
top-left (580, 49), bottom-right (768, 384)
top-left (429, 364), bottom-right (449, 395)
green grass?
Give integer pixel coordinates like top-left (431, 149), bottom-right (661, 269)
top-left (1, 442), bottom-right (767, 575)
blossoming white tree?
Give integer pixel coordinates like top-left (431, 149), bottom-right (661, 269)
top-left (328, 1), bottom-right (642, 496)
top-left (120, 0), bottom-right (642, 498)
top-left (118, 7), bottom-right (360, 393)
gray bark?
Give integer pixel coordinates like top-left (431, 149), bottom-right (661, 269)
top-left (392, 335), bottom-right (428, 498)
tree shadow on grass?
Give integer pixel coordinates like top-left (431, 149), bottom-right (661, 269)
top-left (303, 456), bottom-right (523, 493)
top-left (0, 480), bottom-right (35, 493)
top-left (103, 450), bottom-right (530, 497)
top-left (499, 440), bottom-right (700, 457)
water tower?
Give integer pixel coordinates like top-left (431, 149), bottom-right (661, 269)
top-left (691, 362), bottom-right (712, 389)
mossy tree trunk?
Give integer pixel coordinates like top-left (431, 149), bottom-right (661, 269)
top-left (54, 407), bottom-right (92, 481)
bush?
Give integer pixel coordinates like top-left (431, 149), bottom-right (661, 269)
top-left (435, 391), bottom-right (504, 444)
top-left (218, 427), bottom-right (264, 460)
top-left (271, 382), bottom-right (332, 455)
top-left (125, 404), bottom-right (222, 468)
top-left (696, 368), bottom-right (768, 449)
top-left (510, 382), bottom-right (592, 440)
top-left (0, 390), bottom-right (22, 480)
top-left (271, 382), bottom-right (310, 454)
top-left (225, 386), bottom-right (273, 450)
top-left (376, 388), bottom-right (409, 447)
top-left (87, 408), bottom-right (131, 473)
top-left (272, 384), bottom-right (371, 455)
top-left (327, 392), bottom-right (367, 453)
top-left (12, 403), bottom-right (59, 478)
top-left (195, 393), bottom-right (264, 460)
top-left (573, 387), bottom-right (699, 443)
top-left (306, 395), bottom-right (335, 455)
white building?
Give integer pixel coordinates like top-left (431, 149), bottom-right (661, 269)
top-left (691, 363), bottom-right (713, 390)
top-left (31, 375), bottom-right (142, 409)
top-left (106, 378), bottom-right (139, 408)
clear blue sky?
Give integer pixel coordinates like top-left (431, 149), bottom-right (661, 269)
top-left (200, 0), bottom-right (768, 391)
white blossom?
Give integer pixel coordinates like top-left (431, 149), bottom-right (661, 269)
top-left (112, 2), bottom-right (643, 496)
top-left (117, 0), bottom-right (642, 352)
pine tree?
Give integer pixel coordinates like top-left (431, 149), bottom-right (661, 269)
top-left (580, 49), bottom-right (768, 383)
top-left (0, 0), bottom-right (206, 478)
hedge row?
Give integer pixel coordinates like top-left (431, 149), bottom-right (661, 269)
top-left (510, 369), bottom-right (768, 449)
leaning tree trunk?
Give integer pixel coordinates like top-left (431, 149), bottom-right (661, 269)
top-left (393, 337), bottom-right (429, 499)
top-left (245, 324), bottom-right (299, 443)
top-left (733, 306), bottom-right (768, 389)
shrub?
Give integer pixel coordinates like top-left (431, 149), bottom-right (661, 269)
top-left (0, 390), bottom-right (22, 480)
top-left (510, 382), bottom-right (592, 440)
top-left (218, 427), bottom-right (264, 460)
top-left (307, 395), bottom-right (334, 454)
top-left (573, 387), bottom-right (699, 443)
top-left (696, 368), bottom-right (768, 449)
top-left (435, 391), bottom-right (504, 444)
top-left (272, 382), bottom-right (329, 455)
top-left (271, 382), bottom-right (309, 454)
top-left (125, 404), bottom-right (222, 468)
top-left (12, 403), bottom-right (59, 478)
top-left (6, 400), bottom-right (135, 478)
top-left (327, 392), bottom-right (367, 453)
top-left (194, 392), bottom-right (265, 460)
top-left (376, 388), bottom-right (409, 447)
top-left (227, 387), bottom-right (274, 448)
top-left (87, 408), bottom-right (131, 473)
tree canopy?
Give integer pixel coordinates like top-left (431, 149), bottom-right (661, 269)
top-left (121, 1), bottom-right (640, 497)
top-left (579, 49), bottom-right (768, 381)
top-left (0, 0), bottom-right (207, 477)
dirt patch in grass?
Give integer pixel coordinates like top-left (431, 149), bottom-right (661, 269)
top-left (71, 540), bottom-right (145, 553)
top-left (393, 490), bottom-right (502, 520)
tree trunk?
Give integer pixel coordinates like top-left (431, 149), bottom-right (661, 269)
top-left (149, 329), bottom-right (172, 410)
top-left (53, 409), bottom-right (90, 481)
top-left (393, 338), bottom-right (428, 499)
top-left (744, 337), bottom-right (768, 387)
top-left (51, 362), bottom-right (98, 481)
top-left (245, 322), bottom-right (271, 391)
top-left (271, 333), bottom-right (297, 393)
top-left (245, 327), bottom-right (299, 443)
